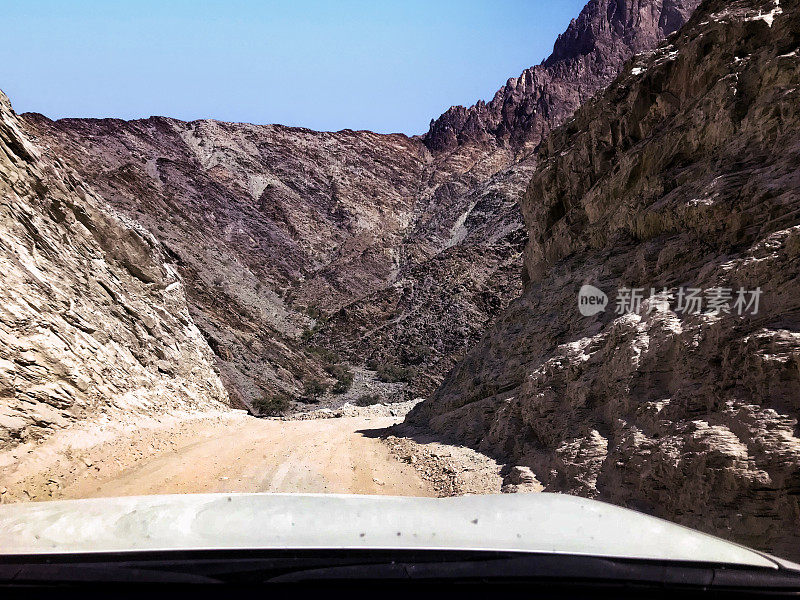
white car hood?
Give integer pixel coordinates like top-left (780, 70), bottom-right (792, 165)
top-left (0, 492), bottom-right (781, 568)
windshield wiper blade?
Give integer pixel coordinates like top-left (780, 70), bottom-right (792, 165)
top-left (264, 554), bottom-right (800, 590)
top-left (0, 563), bottom-right (218, 585)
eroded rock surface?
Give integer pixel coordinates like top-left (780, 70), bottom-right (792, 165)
top-left (321, 0), bottom-right (700, 391)
top-left (23, 116), bottom-right (430, 406)
top-left (0, 91), bottom-right (228, 452)
top-left (411, 0), bottom-right (800, 558)
top-left (23, 0), bottom-right (699, 406)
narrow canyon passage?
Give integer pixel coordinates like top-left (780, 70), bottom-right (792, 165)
top-left (60, 416), bottom-right (434, 499)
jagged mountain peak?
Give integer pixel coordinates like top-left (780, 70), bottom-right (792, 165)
top-left (545, 0), bottom-right (699, 65)
top-left (423, 0), bottom-right (701, 154)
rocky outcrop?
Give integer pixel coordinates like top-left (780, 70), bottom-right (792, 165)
top-left (23, 115), bottom-right (431, 406)
top-left (23, 0), bottom-right (700, 407)
top-left (423, 0), bottom-right (701, 154)
top-left (411, 0), bottom-right (800, 559)
top-left (0, 91), bottom-right (228, 451)
top-left (316, 160), bottom-right (532, 391)
top-left (20, 115), bottom-right (528, 403)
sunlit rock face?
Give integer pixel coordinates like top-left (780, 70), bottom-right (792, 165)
top-left (22, 0), bottom-right (700, 407)
top-left (423, 0), bottom-right (702, 155)
top-left (24, 114), bottom-right (431, 407)
top-left (0, 91), bottom-right (228, 451)
top-left (411, 0), bottom-right (800, 559)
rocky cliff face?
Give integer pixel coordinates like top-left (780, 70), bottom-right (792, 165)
top-left (23, 115), bottom-right (430, 406)
top-left (423, 0), bottom-right (701, 154)
top-left (23, 0), bottom-right (699, 408)
top-left (410, 0), bottom-right (800, 559)
top-left (0, 91), bottom-right (228, 451)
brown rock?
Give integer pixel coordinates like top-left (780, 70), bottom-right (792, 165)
top-left (411, 0), bottom-right (800, 560)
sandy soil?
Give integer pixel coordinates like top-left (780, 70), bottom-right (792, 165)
top-left (67, 415), bottom-right (433, 498)
top-left (0, 403), bottom-right (505, 502)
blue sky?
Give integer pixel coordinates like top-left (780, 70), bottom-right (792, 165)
top-left (3, 1), bottom-right (587, 134)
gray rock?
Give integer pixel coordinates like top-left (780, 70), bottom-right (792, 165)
top-left (501, 465), bottom-right (544, 493)
top-left (0, 91), bottom-right (228, 451)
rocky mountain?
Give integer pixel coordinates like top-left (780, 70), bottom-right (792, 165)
top-left (321, 0), bottom-right (701, 390)
top-left (0, 91), bottom-right (228, 452)
top-left (22, 116), bottom-right (430, 408)
top-left (423, 0), bottom-right (700, 154)
top-left (409, 0), bottom-right (800, 559)
top-left (22, 0), bottom-right (699, 410)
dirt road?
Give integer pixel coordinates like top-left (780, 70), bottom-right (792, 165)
top-left (2, 402), bottom-right (503, 503)
top-left (62, 415), bottom-right (433, 499)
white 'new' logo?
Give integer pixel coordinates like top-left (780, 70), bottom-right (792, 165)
top-left (578, 285), bottom-right (608, 316)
